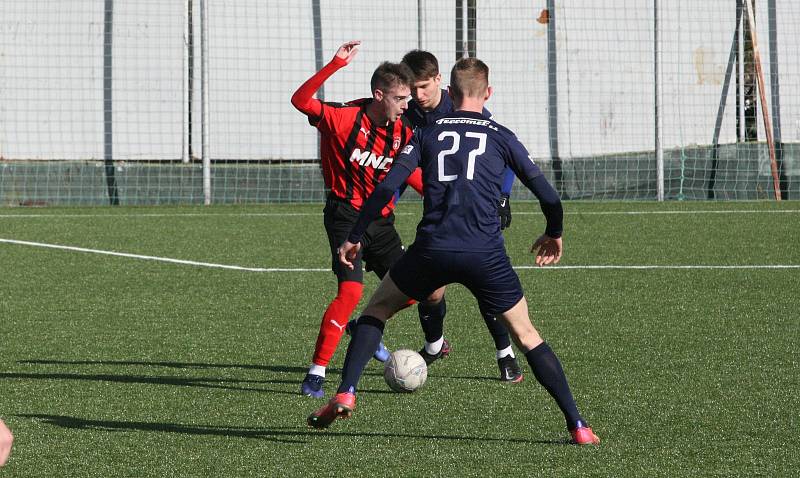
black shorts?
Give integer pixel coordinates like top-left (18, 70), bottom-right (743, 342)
top-left (323, 195), bottom-right (405, 283)
top-left (390, 244), bottom-right (524, 316)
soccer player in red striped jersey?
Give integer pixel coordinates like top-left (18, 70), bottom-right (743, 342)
top-left (291, 40), bottom-right (424, 398)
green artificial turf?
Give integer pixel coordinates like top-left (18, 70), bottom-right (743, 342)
top-left (1, 201), bottom-right (798, 476)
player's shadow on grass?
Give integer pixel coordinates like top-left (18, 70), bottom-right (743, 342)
top-left (18, 414), bottom-right (565, 445)
top-left (20, 359), bottom-right (307, 375)
top-left (0, 371), bottom-right (298, 396)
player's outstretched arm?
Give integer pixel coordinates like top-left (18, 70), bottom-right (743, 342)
top-left (290, 40), bottom-right (361, 116)
top-left (517, 174), bottom-right (563, 267)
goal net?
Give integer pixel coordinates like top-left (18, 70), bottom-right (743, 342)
top-left (0, 0), bottom-right (797, 205)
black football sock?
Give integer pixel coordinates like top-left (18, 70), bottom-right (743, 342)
top-left (337, 315), bottom-right (385, 395)
top-left (525, 342), bottom-right (584, 429)
top-left (482, 312), bottom-right (512, 351)
top-left (418, 297), bottom-right (446, 343)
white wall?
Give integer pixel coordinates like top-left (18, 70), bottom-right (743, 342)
top-left (0, 0), bottom-right (797, 162)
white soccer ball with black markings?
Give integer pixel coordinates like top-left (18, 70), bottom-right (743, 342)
top-left (384, 349), bottom-right (428, 393)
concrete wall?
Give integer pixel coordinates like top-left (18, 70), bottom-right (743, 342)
top-left (0, 0), bottom-right (798, 166)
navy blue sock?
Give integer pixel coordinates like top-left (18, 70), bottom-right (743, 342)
top-left (525, 342), bottom-right (584, 429)
top-left (337, 315), bottom-right (385, 395)
top-left (482, 312), bottom-right (512, 351)
top-left (418, 297), bottom-right (446, 343)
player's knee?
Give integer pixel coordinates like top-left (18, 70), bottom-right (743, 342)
top-left (337, 281), bottom-right (364, 309)
top-left (424, 286), bottom-right (446, 304)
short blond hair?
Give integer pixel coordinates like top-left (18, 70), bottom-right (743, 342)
top-left (449, 57), bottom-right (489, 103)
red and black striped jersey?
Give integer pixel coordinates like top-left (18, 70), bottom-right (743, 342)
top-left (309, 98), bottom-right (414, 217)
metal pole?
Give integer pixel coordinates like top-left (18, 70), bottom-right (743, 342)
top-left (767, 0), bottom-right (786, 198)
top-left (546, 1), bottom-right (564, 198)
top-left (312, 0), bottom-right (324, 101)
top-left (744, 0), bottom-right (780, 200)
top-left (417, 0), bottom-right (424, 49)
top-left (182, 0), bottom-right (191, 163)
top-left (708, 1), bottom-right (744, 199)
top-left (312, 0), bottom-right (323, 160)
top-left (462, 0), bottom-right (468, 58)
top-left (467, 0), bottom-right (476, 57)
top-left (103, 0), bottom-right (119, 205)
top-left (737, 7), bottom-right (746, 141)
top-left (654, 0), bottom-right (664, 201)
top-left (200, 0), bottom-right (211, 205)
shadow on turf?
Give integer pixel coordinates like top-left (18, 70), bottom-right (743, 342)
top-left (0, 371), bottom-right (299, 396)
top-left (21, 361), bottom-right (504, 383)
top-left (18, 414), bottom-right (567, 445)
top-left (19, 359), bottom-right (307, 374)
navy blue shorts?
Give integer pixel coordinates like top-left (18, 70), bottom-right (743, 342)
top-left (390, 244), bottom-right (524, 316)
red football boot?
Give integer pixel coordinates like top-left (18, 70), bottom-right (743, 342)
top-left (307, 392), bottom-right (356, 429)
top-left (570, 426), bottom-right (600, 445)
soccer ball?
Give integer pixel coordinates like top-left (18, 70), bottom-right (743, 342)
top-left (383, 349), bottom-right (428, 393)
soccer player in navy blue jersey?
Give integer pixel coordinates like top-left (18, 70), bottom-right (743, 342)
top-left (308, 57), bottom-right (600, 445)
top-left (401, 49), bottom-right (523, 383)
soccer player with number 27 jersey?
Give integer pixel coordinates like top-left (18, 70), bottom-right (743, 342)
top-left (309, 57), bottom-right (600, 446)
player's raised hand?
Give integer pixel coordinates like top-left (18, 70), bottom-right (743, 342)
top-left (338, 240), bottom-right (362, 270)
top-left (334, 40), bottom-right (361, 65)
top-left (530, 234), bottom-right (562, 267)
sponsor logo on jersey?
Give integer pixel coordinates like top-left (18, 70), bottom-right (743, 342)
top-left (436, 117), bottom-right (499, 131)
top-left (348, 148), bottom-right (394, 170)
top-left (401, 144), bottom-right (414, 155)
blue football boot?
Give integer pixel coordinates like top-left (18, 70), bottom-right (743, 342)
top-left (300, 373), bottom-right (325, 398)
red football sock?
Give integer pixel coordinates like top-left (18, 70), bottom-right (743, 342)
top-left (399, 298), bottom-right (417, 310)
top-left (311, 281), bottom-right (363, 367)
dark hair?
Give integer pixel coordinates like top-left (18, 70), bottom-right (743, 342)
top-left (401, 50), bottom-right (440, 81)
top-left (370, 61), bottom-right (415, 94)
top-left (449, 57), bottom-right (489, 103)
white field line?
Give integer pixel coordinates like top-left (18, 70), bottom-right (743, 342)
top-left (514, 264), bottom-right (800, 270)
top-left (1, 209), bottom-right (799, 219)
top-left (2, 238), bottom-right (798, 272)
top-left (0, 238), bottom-right (317, 272)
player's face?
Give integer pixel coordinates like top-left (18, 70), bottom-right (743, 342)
top-left (411, 74), bottom-right (442, 111)
top-left (378, 84), bottom-right (412, 123)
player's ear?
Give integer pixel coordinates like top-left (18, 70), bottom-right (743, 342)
top-left (446, 86), bottom-right (454, 99)
top-left (434, 73), bottom-right (442, 86)
top-left (374, 89), bottom-right (384, 102)
top-left (485, 85), bottom-right (493, 101)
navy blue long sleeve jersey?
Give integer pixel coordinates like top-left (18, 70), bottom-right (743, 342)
top-left (348, 110), bottom-right (562, 251)
top-left (405, 90), bottom-right (515, 196)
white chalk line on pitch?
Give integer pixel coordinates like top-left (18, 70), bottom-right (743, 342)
top-left (2, 238), bottom-right (799, 272)
top-left (0, 238), bottom-right (307, 272)
top-left (1, 209), bottom-right (800, 219)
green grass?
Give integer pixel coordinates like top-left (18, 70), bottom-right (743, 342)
top-left (1, 201), bottom-right (798, 477)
